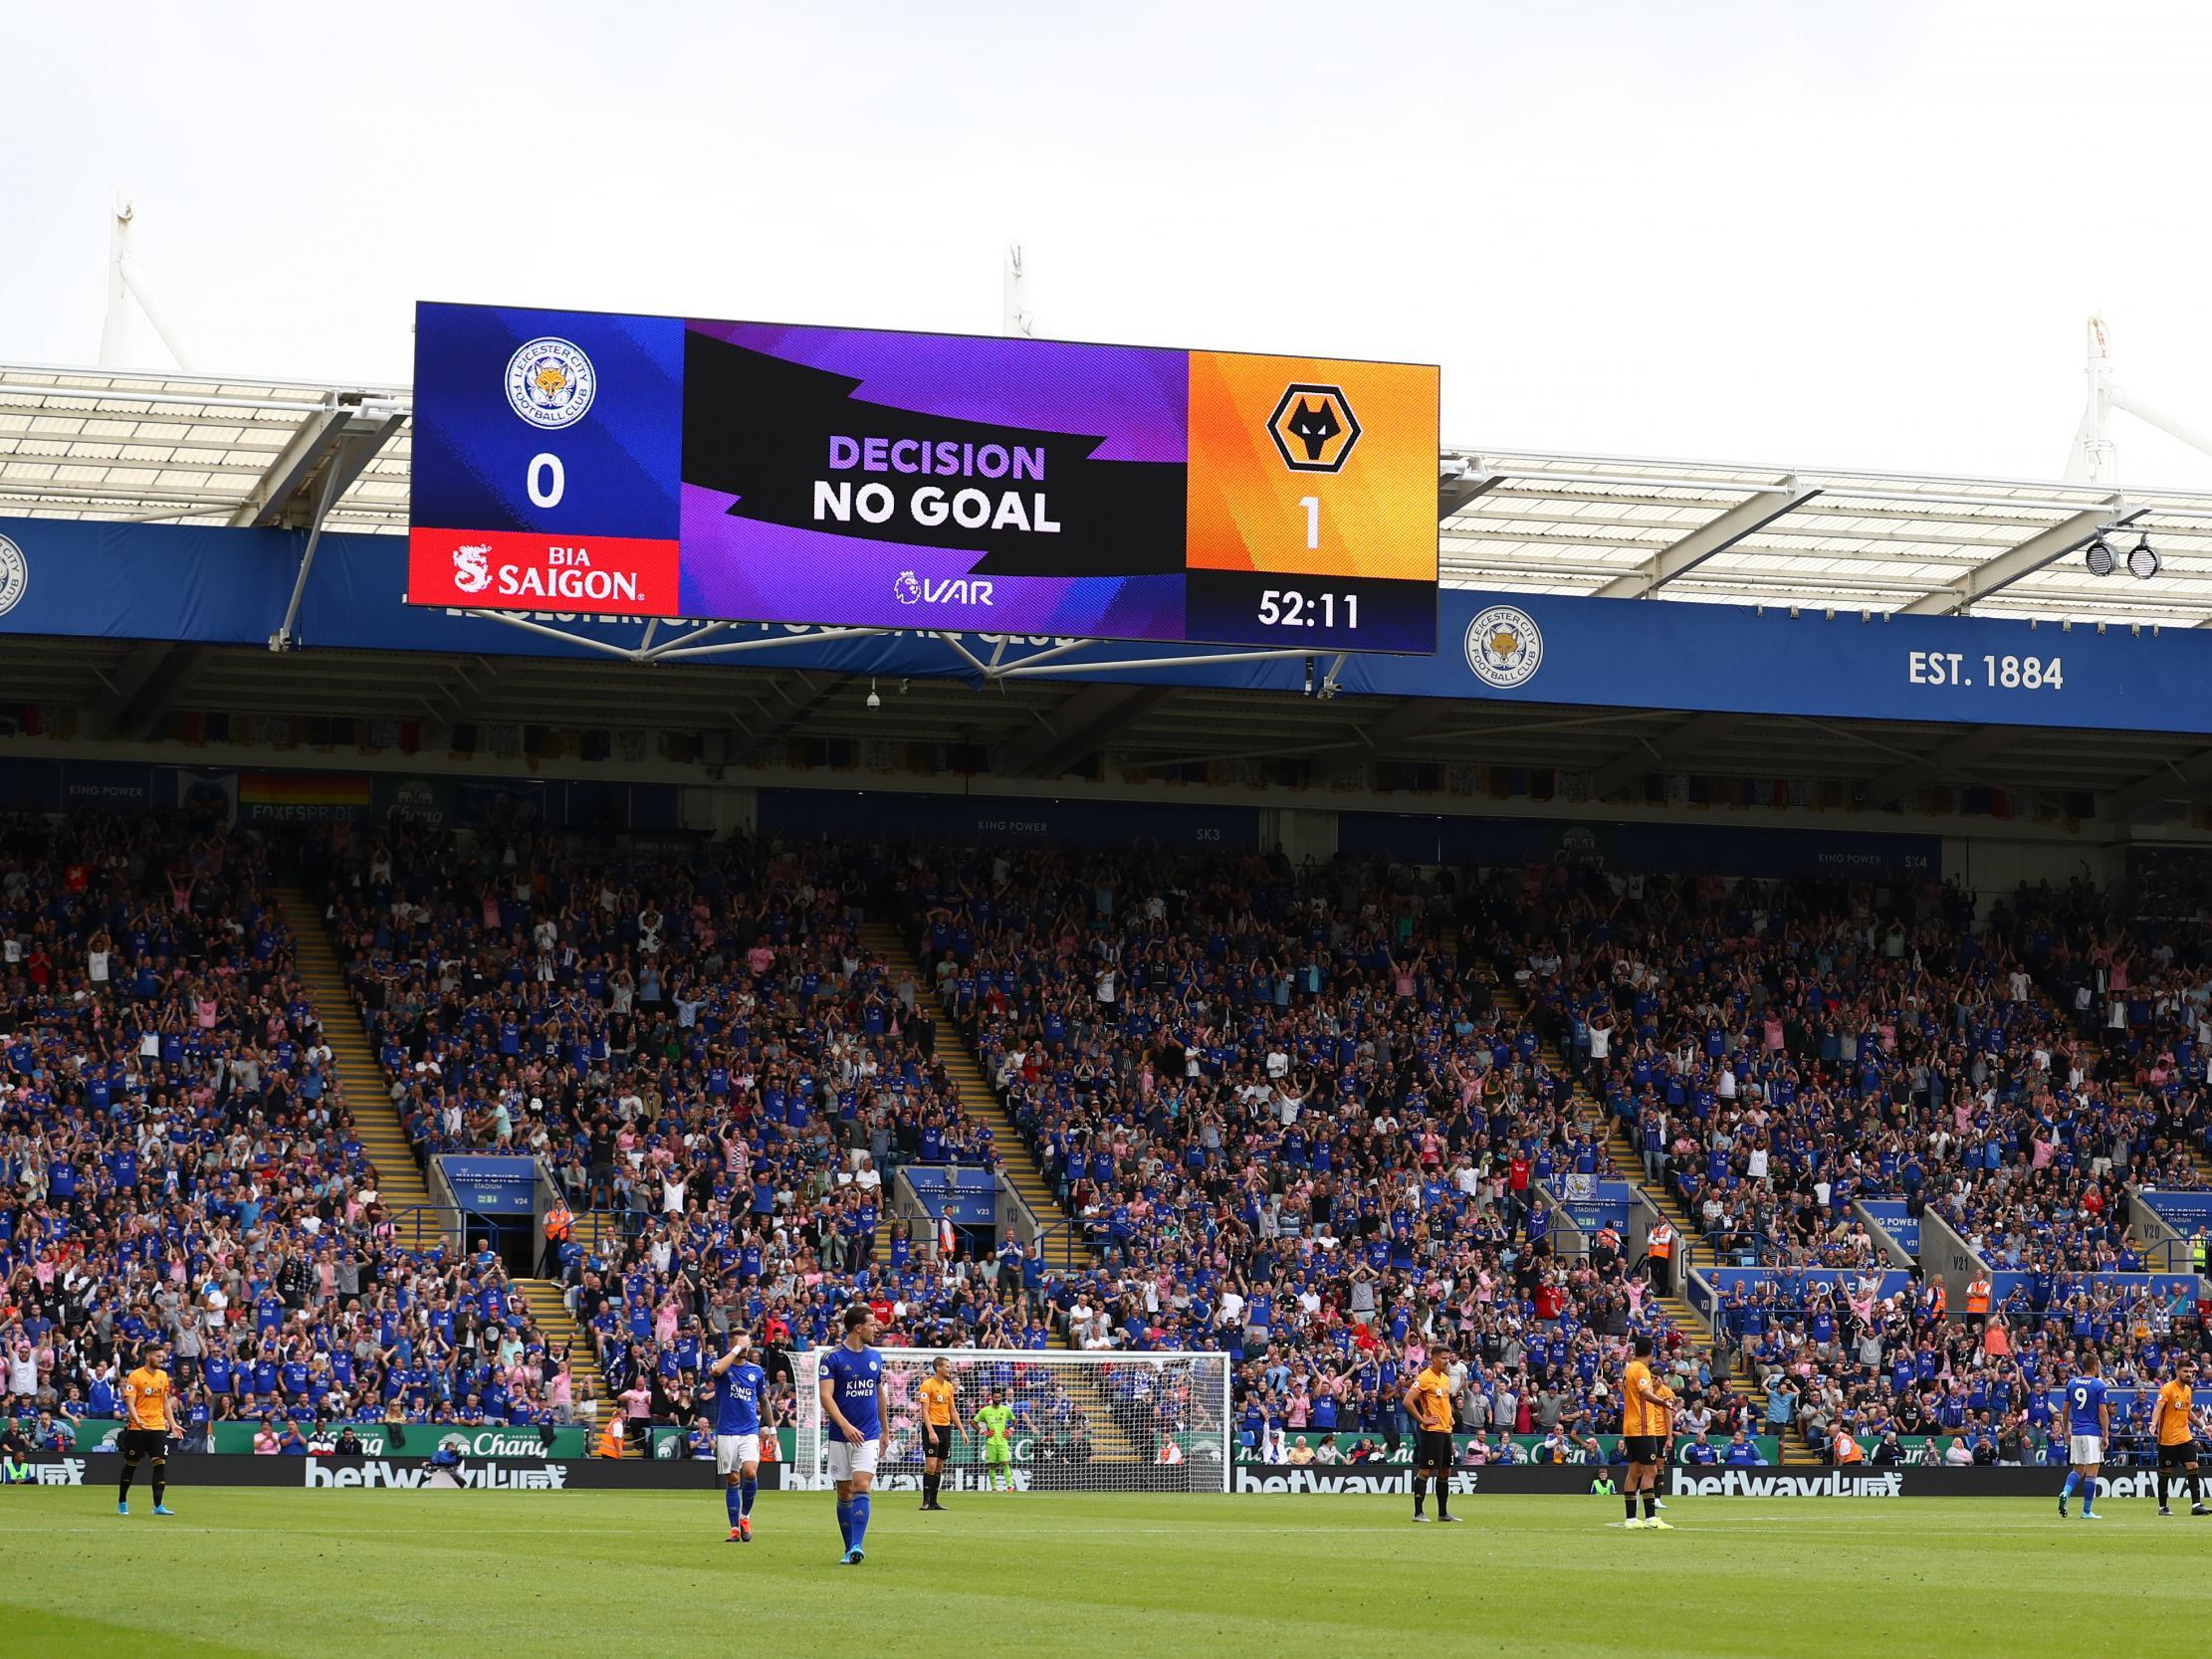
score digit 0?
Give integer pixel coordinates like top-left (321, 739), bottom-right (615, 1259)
top-left (528, 452), bottom-right (565, 510)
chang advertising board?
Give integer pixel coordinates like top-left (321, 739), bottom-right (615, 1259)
top-left (406, 303), bottom-right (1438, 652)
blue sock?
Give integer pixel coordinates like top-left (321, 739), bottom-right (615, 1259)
top-left (740, 1476), bottom-right (757, 1519)
top-left (836, 1497), bottom-right (852, 1550)
top-left (850, 1494), bottom-right (870, 1552)
top-left (725, 1485), bottom-right (743, 1527)
top-left (2062, 1472), bottom-right (2080, 1499)
top-left (2083, 1480), bottom-right (2097, 1514)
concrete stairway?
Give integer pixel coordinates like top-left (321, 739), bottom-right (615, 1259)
top-left (860, 925), bottom-right (1081, 1265)
top-left (2026, 976), bottom-right (2212, 1272)
top-left (273, 887), bottom-right (607, 1416)
top-left (514, 1279), bottom-right (610, 1419)
top-left (1474, 953), bottom-right (1795, 1454)
top-left (275, 887), bottom-right (437, 1249)
top-left (860, 923), bottom-right (1086, 1355)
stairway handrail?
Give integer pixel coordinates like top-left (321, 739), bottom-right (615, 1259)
top-left (383, 1202), bottom-right (521, 1253)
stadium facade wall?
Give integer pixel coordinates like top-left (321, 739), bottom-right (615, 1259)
top-left (0, 752), bottom-right (2136, 893)
top-left (9, 515), bottom-right (2212, 734)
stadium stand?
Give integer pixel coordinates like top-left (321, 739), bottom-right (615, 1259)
top-left (6, 811), bottom-right (2209, 1471)
top-left (0, 813), bottom-right (608, 1444)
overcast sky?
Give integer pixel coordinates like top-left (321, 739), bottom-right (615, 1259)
top-left (9, 0), bottom-right (2212, 487)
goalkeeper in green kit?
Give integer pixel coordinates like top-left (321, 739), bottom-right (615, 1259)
top-left (974, 1390), bottom-right (1016, 1493)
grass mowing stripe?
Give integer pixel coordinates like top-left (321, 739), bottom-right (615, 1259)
top-left (8, 1489), bottom-right (2209, 1659)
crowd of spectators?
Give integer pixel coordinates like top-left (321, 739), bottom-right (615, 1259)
top-left (327, 823), bottom-right (1074, 1441)
top-left (0, 811), bottom-right (587, 1451)
top-left (7, 810), bottom-right (2208, 1471)
top-left (1710, 1264), bottom-right (2207, 1463)
top-left (892, 845), bottom-right (1758, 1457)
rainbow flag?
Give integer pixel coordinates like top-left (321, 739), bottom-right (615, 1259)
top-left (238, 771), bottom-right (370, 821)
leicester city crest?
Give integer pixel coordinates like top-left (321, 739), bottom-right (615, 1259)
top-left (0, 534), bottom-right (26, 618)
top-left (505, 337), bottom-right (596, 430)
top-left (1464, 604), bottom-right (1543, 689)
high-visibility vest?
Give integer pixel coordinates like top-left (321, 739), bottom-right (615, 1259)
top-left (545, 1205), bottom-right (573, 1242)
top-left (1926, 1282), bottom-right (1947, 1316)
top-left (2194, 1234), bottom-right (2207, 1274)
top-left (597, 1420), bottom-right (624, 1459)
top-left (1965, 1279), bottom-right (1990, 1314)
top-left (1648, 1224), bottom-right (1674, 1260)
top-left (1834, 1432), bottom-right (1865, 1464)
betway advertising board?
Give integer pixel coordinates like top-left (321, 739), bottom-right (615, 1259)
top-left (1235, 1464), bottom-right (2170, 1500)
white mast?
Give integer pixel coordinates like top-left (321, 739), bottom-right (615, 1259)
top-left (2063, 315), bottom-right (2115, 485)
top-left (1002, 243), bottom-right (1035, 338)
top-left (2064, 314), bottom-right (2212, 485)
top-left (97, 188), bottom-right (199, 370)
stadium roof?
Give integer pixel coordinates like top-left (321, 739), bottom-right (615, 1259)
top-left (1440, 447), bottom-right (2212, 626)
top-left (7, 358), bottom-right (2212, 626)
top-left (0, 361), bottom-right (408, 533)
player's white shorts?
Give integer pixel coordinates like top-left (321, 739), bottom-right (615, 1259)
top-left (2070, 1435), bottom-right (2103, 1465)
top-left (826, 1439), bottom-right (880, 1482)
top-left (715, 1433), bottom-right (761, 1475)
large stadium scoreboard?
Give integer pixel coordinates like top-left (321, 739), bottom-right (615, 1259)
top-left (405, 302), bottom-right (1439, 652)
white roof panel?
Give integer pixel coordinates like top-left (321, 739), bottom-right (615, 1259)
top-left (5, 359), bottom-right (2210, 627)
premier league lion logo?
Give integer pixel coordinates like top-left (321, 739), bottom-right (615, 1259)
top-left (893, 571), bottom-right (925, 605)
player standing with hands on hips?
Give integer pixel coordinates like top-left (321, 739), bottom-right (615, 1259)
top-left (2150, 1355), bottom-right (2210, 1517)
top-left (1620, 1335), bottom-right (1676, 1531)
top-left (820, 1306), bottom-right (890, 1564)
top-left (709, 1333), bottom-right (768, 1543)
top-left (1403, 1342), bottom-right (1461, 1522)
top-left (117, 1340), bottom-right (182, 1517)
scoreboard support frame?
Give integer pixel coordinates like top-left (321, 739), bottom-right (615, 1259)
top-left (449, 606), bottom-right (1341, 693)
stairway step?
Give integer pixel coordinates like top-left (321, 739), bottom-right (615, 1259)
top-left (865, 921), bottom-right (1075, 1277)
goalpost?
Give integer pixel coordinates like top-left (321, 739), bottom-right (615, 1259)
top-left (792, 1348), bottom-right (1232, 1495)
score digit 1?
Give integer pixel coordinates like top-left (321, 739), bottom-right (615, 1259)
top-left (528, 452), bottom-right (565, 509)
top-left (1300, 496), bottom-right (1319, 550)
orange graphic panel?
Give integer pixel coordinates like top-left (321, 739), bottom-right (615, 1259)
top-left (1185, 352), bottom-right (1438, 579)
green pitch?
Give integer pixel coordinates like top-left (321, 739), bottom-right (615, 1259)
top-left (4, 1489), bottom-right (2206, 1658)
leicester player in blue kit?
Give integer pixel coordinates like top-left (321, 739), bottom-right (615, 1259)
top-left (709, 1333), bottom-right (769, 1544)
top-left (820, 1305), bottom-right (889, 1565)
top-left (2059, 1350), bottom-right (2111, 1520)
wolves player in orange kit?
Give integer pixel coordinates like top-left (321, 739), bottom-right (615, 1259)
top-left (117, 1340), bottom-right (182, 1517)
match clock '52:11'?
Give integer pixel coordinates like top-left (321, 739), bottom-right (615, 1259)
top-left (404, 302), bottom-right (1440, 653)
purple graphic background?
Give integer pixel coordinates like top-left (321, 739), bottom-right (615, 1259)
top-left (680, 486), bottom-right (1185, 637)
top-left (679, 320), bottom-right (1192, 637)
top-left (686, 320), bottom-right (1188, 464)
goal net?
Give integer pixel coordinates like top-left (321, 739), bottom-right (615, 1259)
top-left (792, 1348), bottom-right (1231, 1495)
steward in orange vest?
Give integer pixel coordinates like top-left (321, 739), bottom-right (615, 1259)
top-left (541, 1203), bottom-right (574, 1277)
